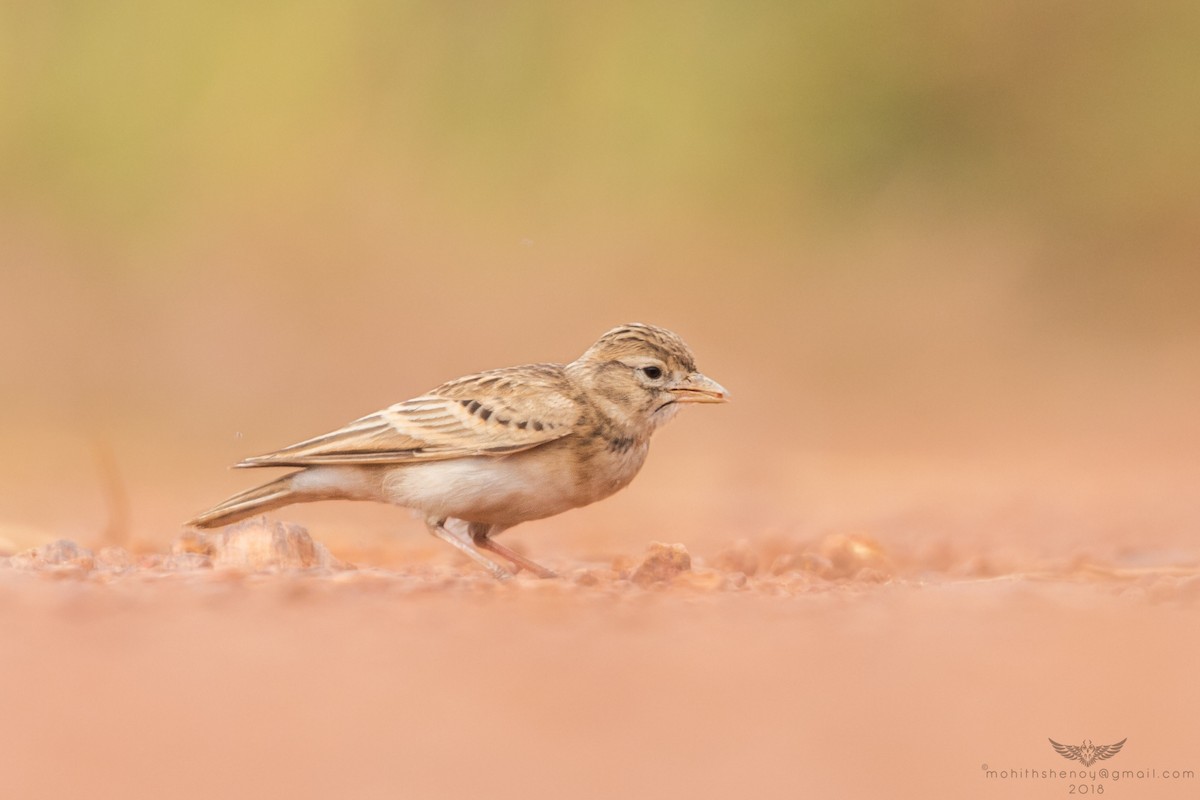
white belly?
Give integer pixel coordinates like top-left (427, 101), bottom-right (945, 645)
top-left (381, 451), bottom-right (577, 526)
top-left (379, 439), bottom-right (649, 527)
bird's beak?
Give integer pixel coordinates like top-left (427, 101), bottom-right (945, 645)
top-left (669, 372), bottom-right (730, 404)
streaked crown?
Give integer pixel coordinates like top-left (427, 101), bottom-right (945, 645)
top-left (577, 323), bottom-right (698, 371)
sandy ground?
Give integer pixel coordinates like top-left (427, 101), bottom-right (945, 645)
top-left (3, 260), bottom-right (1197, 799)
top-left (2, 507), bottom-right (1197, 800)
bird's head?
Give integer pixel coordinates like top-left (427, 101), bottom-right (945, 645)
top-left (569, 323), bottom-right (728, 433)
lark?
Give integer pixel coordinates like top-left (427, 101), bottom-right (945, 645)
top-left (188, 323), bottom-right (727, 579)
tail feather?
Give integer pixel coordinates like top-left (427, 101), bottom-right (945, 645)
top-left (188, 474), bottom-right (299, 529)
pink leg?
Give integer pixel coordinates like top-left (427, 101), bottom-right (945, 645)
top-left (469, 523), bottom-right (558, 579)
top-left (425, 519), bottom-right (512, 580)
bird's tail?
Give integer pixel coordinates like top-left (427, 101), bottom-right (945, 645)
top-left (187, 473), bottom-right (301, 529)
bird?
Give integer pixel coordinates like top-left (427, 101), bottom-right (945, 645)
top-left (188, 323), bottom-right (728, 579)
top-left (1048, 738), bottom-right (1127, 767)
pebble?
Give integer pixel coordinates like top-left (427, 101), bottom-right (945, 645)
top-left (712, 539), bottom-right (759, 577)
top-left (630, 542), bottom-right (692, 586)
top-left (819, 533), bottom-right (892, 579)
top-left (177, 518), bottom-right (347, 572)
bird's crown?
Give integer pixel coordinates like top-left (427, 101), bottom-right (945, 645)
top-left (576, 323), bottom-right (697, 372)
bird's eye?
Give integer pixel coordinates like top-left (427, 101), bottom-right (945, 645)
top-left (641, 366), bottom-right (663, 380)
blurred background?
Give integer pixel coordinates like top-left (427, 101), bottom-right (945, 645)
top-left (2, 0), bottom-right (1198, 564)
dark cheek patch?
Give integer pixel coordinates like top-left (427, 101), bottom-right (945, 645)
top-left (607, 436), bottom-right (635, 453)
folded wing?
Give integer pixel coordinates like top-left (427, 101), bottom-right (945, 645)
top-left (237, 364), bottom-right (579, 467)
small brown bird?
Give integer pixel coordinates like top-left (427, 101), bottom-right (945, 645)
top-left (188, 323), bottom-right (727, 579)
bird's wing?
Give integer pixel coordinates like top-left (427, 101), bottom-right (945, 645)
top-left (236, 364), bottom-right (579, 468)
top-left (1093, 739), bottom-right (1127, 762)
top-left (1049, 740), bottom-right (1082, 761)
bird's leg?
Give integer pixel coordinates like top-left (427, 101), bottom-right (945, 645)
top-left (425, 518), bottom-right (512, 580)
top-left (468, 522), bottom-right (558, 579)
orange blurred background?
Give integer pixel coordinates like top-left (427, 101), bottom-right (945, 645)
top-left (3, 1), bottom-right (1197, 562)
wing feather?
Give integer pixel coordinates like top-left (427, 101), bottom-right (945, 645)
top-left (1093, 739), bottom-right (1127, 762)
top-left (236, 364), bottom-right (579, 468)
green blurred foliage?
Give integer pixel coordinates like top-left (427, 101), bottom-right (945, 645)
top-left (4, 1), bottom-right (1198, 241)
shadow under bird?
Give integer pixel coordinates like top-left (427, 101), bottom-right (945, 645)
top-left (188, 323), bottom-right (728, 579)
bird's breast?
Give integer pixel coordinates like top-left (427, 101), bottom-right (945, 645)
top-left (573, 433), bottom-right (651, 502)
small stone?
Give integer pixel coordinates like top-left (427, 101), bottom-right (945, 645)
top-left (136, 554), bottom-right (164, 569)
top-left (768, 552), bottom-right (799, 575)
top-left (172, 530), bottom-right (215, 557)
top-left (572, 568), bottom-right (602, 587)
top-left (819, 533), bottom-right (892, 579)
top-left (630, 542), bottom-right (692, 586)
top-left (174, 518), bottom-right (346, 572)
top-left (713, 539), bottom-right (759, 577)
top-left (96, 546), bottom-right (133, 570)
